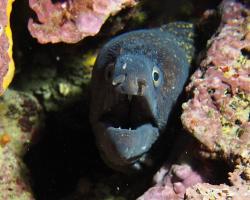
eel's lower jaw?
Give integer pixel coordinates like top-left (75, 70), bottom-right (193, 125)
top-left (94, 94), bottom-right (159, 171)
top-left (96, 122), bottom-right (159, 171)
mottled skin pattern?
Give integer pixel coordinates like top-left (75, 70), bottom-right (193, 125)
top-left (90, 22), bottom-right (195, 172)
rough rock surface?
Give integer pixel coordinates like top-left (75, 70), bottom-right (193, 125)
top-left (185, 182), bottom-right (249, 200)
top-left (182, 0), bottom-right (250, 198)
top-left (0, 0), bottom-right (15, 94)
top-left (182, 0), bottom-right (250, 164)
top-left (28, 0), bottom-right (137, 44)
top-left (0, 90), bottom-right (43, 200)
top-left (139, 0), bottom-right (250, 199)
top-left (185, 164), bottom-right (250, 199)
top-left (137, 139), bottom-right (213, 200)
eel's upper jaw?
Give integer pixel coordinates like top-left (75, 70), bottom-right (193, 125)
top-left (97, 94), bottom-right (159, 170)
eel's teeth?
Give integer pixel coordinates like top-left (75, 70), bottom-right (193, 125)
top-left (128, 95), bottom-right (132, 101)
top-left (132, 162), bottom-right (142, 171)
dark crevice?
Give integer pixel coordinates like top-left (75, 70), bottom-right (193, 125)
top-left (241, 48), bottom-right (250, 59)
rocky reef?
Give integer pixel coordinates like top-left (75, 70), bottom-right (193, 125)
top-left (0, 0), bottom-right (249, 199)
top-left (182, 0), bottom-right (250, 198)
top-left (139, 0), bottom-right (250, 199)
top-left (28, 0), bottom-right (137, 44)
top-left (0, 90), bottom-right (43, 200)
top-left (0, 0), bottom-right (15, 94)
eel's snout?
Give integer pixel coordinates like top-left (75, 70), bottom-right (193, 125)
top-left (112, 74), bottom-right (147, 96)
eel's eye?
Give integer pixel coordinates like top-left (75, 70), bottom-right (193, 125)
top-left (105, 63), bottom-right (114, 81)
top-left (152, 66), bottom-right (160, 87)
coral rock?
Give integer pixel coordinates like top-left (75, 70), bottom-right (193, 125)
top-left (181, 0), bottom-right (250, 169)
top-left (140, 0), bottom-right (250, 199)
top-left (138, 141), bottom-right (212, 200)
top-left (181, 0), bottom-right (250, 199)
top-left (0, 90), bottom-right (43, 200)
top-left (0, 0), bottom-right (15, 94)
top-left (185, 182), bottom-right (250, 200)
top-left (28, 0), bottom-right (137, 44)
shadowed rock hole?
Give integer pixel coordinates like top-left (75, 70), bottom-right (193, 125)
top-left (241, 48), bottom-right (250, 59)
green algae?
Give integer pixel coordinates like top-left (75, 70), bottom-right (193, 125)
top-left (0, 89), bottom-right (44, 200)
top-left (14, 49), bottom-right (94, 112)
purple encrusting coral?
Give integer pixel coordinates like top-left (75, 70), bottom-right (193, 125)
top-left (182, 0), bottom-right (250, 154)
top-left (0, 0), bottom-right (14, 94)
top-left (28, 0), bottom-right (137, 43)
top-left (182, 0), bottom-right (250, 171)
top-left (138, 139), bottom-right (214, 200)
top-left (182, 0), bottom-right (250, 198)
top-left (139, 0), bottom-right (250, 199)
top-left (0, 0), bottom-right (10, 85)
top-left (138, 164), bottom-right (205, 200)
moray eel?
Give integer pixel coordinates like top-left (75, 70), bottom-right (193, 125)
top-left (90, 22), bottom-right (195, 172)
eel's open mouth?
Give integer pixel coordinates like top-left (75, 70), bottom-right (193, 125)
top-left (101, 94), bottom-right (156, 130)
top-left (97, 94), bottom-right (159, 169)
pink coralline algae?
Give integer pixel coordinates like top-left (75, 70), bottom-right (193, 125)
top-left (139, 0), bottom-right (250, 199)
top-left (138, 140), bottom-right (213, 200)
top-left (0, 0), bottom-right (15, 94)
top-left (28, 0), bottom-right (137, 44)
top-left (185, 182), bottom-right (249, 200)
top-left (181, 0), bottom-right (250, 199)
top-left (138, 163), bottom-right (205, 200)
top-left (185, 164), bottom-right (250, 199)
top-left (182, 0), bottom-right (250, 167)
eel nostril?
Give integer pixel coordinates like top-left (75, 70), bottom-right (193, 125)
top-left (112, 74), bottom-right (126, 86)
top-left (138, 79), bottom-right (146, 95)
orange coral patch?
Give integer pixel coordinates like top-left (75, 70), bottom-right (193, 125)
top-left (0, 133), bottom-right (11, 146)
